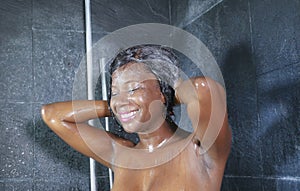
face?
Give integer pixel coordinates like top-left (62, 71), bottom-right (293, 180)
top-left (110, 62), bottom-right (166, 134)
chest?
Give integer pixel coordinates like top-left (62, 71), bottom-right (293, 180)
top-left (111, 144), bottom-right (212, 191)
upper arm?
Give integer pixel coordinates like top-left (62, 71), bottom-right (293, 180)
top-left (186, 77), bottom-right (231, 161)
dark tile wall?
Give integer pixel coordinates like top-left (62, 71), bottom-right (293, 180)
top-left (1, 0), bottom-right (299, 190)
top-left (33, 0), bottom-right (85, 31)
top-left (257, 64), bottom-right (300, 178)
top-left (185, 0), bottom-right (261, 178)
top-left (250, 0), bottom-right (300, 75)
top-left (171, 0), bottom-right (223, 28)
top-left (1, 0), bottom-right (171, 190)
top-left (0, 102), bottom-right (34, 179)
top-left (0, 0), bottom-right (33, 102)
top-left (179, 0), bottom-right (300, 190)
top-left (91, 0), bottom-right (170, 32)
top-left (250, 0), bottom-right (300, 190)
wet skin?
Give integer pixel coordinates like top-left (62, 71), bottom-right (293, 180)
top-left (41, 62), bottom-right (231, 191)
top-left (110, 63), bottom-right (167, 136)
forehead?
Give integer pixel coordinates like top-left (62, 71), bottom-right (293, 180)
top-left (111, 62), bottom-right (157, 85)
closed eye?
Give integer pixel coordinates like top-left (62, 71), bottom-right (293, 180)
top-left (111, 91), bottom-right (118, 97)
top-left (128, 86), bottom-right (142, 95)
top-left (110, 87), bottom-right (140, 97)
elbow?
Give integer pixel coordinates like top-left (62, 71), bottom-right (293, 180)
top-left (41, 104), bottom-right (48, 122)
top-left (193, 77), bottom-right (226, 99)
top-left (191, 77), bottom-right (211, 99)
top-left (41, 104), bottom-right (57, 126)
top-left (41, 104), bottom-right (79, 135)
top-left (40, 105), bottom-right (47, 120)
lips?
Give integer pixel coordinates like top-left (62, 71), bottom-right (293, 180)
top-left (118, 110), bottom-right (139, 122)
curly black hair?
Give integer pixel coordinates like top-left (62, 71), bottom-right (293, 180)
top-left (108, 44), bottom-right (180, 124)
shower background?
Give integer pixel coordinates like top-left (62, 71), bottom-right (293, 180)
top-left (1, 0), bottom-right (299, 190)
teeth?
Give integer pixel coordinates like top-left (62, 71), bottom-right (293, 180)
top-left (120, 111), bottom-right (137, 119)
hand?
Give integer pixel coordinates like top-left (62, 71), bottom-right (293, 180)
top-left (174, 78), bottom-right (184, 104)
top-left (174, 78), bottom-right (184, 90)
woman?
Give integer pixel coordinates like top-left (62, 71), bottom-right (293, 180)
top-left (41, 45), bottom-right (231, 190)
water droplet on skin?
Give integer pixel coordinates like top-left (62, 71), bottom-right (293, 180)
top-left (148, 145), bottom-right (154, 152)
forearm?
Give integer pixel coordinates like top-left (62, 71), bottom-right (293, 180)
top-left (41, 100), bottom-right (116, 167)
top-left (41, 100), bottom-right (110, 124)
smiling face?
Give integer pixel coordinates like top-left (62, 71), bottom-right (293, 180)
top-left (110, 62), bottom-right (166, 134)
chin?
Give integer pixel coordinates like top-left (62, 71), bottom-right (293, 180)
top-left (123, 128), bottom-right (135, 134)
top-left (122, 124), bottom-right (139, 134)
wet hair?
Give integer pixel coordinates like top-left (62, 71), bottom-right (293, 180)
top-left (108, 44), bottom-right (180, 123)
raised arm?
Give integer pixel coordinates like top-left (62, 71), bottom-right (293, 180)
top-left (175, 77), bottom-right (231, 162)
top-left (41, 100), bottom-right (134, 168)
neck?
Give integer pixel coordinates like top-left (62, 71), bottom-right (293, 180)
top-left (137, 120), bottom-right (176, 151)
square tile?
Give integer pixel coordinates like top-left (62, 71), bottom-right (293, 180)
top-left (0, 0), bottom-right (32, 29)
top-left (1, 181), bottom-right (33, 191)
top-left (257, 64), bottom-right (300, 177)
top-left (91, 0), bottom-right (169, 32)
top-left (32, 30), bottom-right (85, 103)
top-left (0, 102), bottom-right (34, 178)
top-left (33, 103), bottom-right (91, 180)
top-left (221, 176), bottom-right (262, 191)
top-left (0, 28), bottom-right (33, 102)
top-left (172, 0), bottom-right (222, 28)
top-left (250, 0), bottom-right (300, 75)
top-left (34, 179), bottom-right (89, 191)
top-left (275, 179), bottom-right (300, 191)
top-left (33, 0), bottom-right (84, 31)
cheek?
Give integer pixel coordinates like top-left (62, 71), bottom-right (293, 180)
top-left (136, 91), bottom-right (156, 103)
top-left (135, 92), bottom-right (163, 109)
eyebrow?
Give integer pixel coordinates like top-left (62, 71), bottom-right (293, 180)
top-left (111, 80), bottom-right (140, 88)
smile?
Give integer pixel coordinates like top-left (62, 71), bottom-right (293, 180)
top-left (118, 110), bottom-right (139, 122)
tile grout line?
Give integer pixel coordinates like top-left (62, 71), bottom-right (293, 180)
top-left (144, 0), bottom-right (169, 21)
top-left (247, 0), bottom-right (263, 176)
top-left (31, 0), bottom-right (36, 189)
top-left (182, 0), bottom-right (224, 28)
top-left (256, 62), bottom-right (300, 77)
top-left (224, 175), bottom-right (300, 182)
top-left (168, 0), bottom-right (172, 25)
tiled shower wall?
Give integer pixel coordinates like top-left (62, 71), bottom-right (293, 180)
top-left (0, 0), bottom-right (170, 190)
top-left (1, 0), bottom-right (299, 190)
